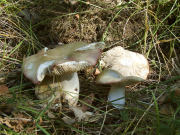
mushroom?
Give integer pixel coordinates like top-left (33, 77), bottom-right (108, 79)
top-left (97, 46), bottom-right (149, 109)
top-left (22, 42), bottom-right (105, 108)
top-left (100, 46), bottom-right (149, 80)
top-left (96, 69), bottom-right (144, 109)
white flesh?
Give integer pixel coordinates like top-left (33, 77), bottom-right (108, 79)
top-left (60, 72), bottom-right (80, 107)
top-left (108, 85), bottom-right (125, 109)
top-left (37, 60), bottom-right (55, 81)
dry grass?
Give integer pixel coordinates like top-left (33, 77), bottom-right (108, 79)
top-left (0, 0), bottom-right (180, 134)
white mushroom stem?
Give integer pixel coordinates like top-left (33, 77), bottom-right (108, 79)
top-left (60, 72), bottom-right (79, 107)
top-left (108, 85), bottom-right (125, 109)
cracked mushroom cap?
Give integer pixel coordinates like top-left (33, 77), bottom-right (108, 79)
top-left (101, 46), bottom-right (149, 80)
top-left (23, 42), bottom-right (105, 84)
top-left (96, 69), bottom-right (144, 86)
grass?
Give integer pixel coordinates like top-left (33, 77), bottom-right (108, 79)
top-left (0, 0), bottom-right (180, 134)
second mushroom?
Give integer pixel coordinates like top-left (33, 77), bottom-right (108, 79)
top-left (97, 46), bottom-right (149, 109)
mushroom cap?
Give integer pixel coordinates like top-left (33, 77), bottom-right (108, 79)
top-left (23, 42), bottom-right (105, 84)
top-left (96, 69), bottom-right (144, 86)
top-left (101, 46), bottom-right (149, 80)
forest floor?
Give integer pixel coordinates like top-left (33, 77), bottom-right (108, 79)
top-left (0, 0), bottom-right (180, 134)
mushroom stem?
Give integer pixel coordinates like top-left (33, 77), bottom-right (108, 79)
top-left (60, 72), bottom-right (79, 107)
top-left (108, 85), bottom-right (125, 109)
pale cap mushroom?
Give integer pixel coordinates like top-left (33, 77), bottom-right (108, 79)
top-left (98, 46), bottom-right (149, 109)
top-left (100, 46), bottom-right (149, 79)
top-left (96, 69), bottom-right (144, 109)
top-left (23, 42), bottom-right (105, 84)
top-left (23, 42), bottom-right (105, 107)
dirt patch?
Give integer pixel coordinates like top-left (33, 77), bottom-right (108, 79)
top-left (48, 8), bottom-right (144, 45)
top-left (25, 1), bottom-right (145, 47)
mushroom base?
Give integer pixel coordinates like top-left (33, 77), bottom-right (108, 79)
top-left (35, 72), bottom-right (79, 109)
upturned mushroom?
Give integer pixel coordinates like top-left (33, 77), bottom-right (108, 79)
top-left (96, 69), bottom-right (144, 109)
top-left (22, 42), bottom-right (105, 108)
top-left (97, 46), bottom-right (149, 109)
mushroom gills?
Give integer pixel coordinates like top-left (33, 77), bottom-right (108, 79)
top-left (108, 85), bottom-right (125, 109)
top-left (96, 69), bottom-right (144, 86)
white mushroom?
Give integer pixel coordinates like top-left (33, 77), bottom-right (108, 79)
top-left (23, 42), bottom-right (105, 107)
top-left (96, 69), bottom-right (144, 109)
top-left (97, 46), bottom-right (149, 109)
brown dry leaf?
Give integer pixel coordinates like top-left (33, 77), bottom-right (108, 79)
top-left (13, 113), bottom-right (32, 124)
top-left (39, 117), bottom-right (43, 125)
top-left (0, 113), bottom-right (33, 132)
top-left (81, 93), bottom-right (95, 112)
top-left (0, 85), bottom-right (9, 96)
top-left (75, 14), bottom-right (79, 20)
top-left (0, 117), bottom-right (19, 131)
top-left (0, 85), bottom-right (14, 114)
top-left (94, 68), bottom-right (101, 75)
